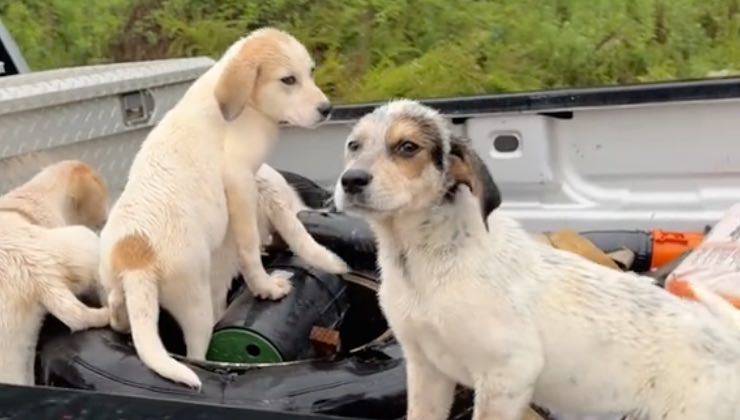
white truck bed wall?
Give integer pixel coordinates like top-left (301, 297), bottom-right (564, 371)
top-left (274, 81), bottom-right (740, 232)
top-left (1, 58), bottom-right (739, 232)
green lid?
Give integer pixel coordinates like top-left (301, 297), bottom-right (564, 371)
top-left (206, 328), bottom-right (283, 364)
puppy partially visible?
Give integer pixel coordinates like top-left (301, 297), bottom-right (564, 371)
top-left (99, 28), bottom-right (344, 389)
top-left (254, 164), bottom-right (349, 271)
top-left (0, 161), bottom-right (110, 385)
top-left (335, 100), bottom-right (740, 420)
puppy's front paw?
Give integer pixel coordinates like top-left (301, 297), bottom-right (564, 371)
top-left (249, 270), bottom-right (293, 300)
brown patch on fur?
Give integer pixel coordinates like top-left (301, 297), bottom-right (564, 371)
top-left (215, 29), bottom-right (292, 121)
top-left (447, 137), bottom-right (501, 226)
top-left (449, 154), bottom-right (477, 192)
top-left (69, 163), bottom-right (109, 228)
top-left (111, 233), bottom-right (156, 276)
top-left (385, 117), bottom-right (442, 179)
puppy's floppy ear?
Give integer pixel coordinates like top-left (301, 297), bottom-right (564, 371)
top-left (68, 163), bottom-right (94, 205)
top-left (68, 163), bottom-right (108, 226)
top-left (448, 136), bottom-right (502, 226)
top-left (214, 40), bottom-right (264, 121)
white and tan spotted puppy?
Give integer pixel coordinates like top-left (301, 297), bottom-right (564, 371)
top-left (334, 100), bottom-right (740, 420)
top-left (99, 28), bottom-right (346, 389)
top-left (0, 161), bottom-right (110, 386)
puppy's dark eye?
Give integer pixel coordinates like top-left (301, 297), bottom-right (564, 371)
top-left (395, 140), bottom-right (420, 157)
top-left (347, 140), bottom-right (361, 152)
top-left (281, 76), bottom-right (297, 86)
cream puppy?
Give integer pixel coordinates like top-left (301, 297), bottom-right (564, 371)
top-left (0, 161), bottom-right (110, 386)
top-left (99, 28), bottom-right (346, 389)
top-left (335, 100), bottom-right (740, 420)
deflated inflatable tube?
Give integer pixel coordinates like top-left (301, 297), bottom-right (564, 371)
top-left (0, 383), bottom-right (346, 419)
top-left (37, 329), bottom-right (474, 419)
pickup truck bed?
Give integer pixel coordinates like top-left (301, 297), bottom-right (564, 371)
top-left (1, 57), bottom-right (739, 419)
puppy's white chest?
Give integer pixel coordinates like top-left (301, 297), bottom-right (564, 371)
top-left (379, 264), bottom-right (477, 387)
top-left (416, 320), bottom-right (474, 386)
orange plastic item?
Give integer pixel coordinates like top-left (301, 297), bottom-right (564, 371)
top-left (667, 278), bottom-right (740, 309)
top-left (650, 230), bottom-right (704, 270)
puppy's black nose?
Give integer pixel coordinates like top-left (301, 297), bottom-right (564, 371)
top-left (341, 169), bottom-right (372, 194)
top-left (317, 102), bottom-right (333, 119)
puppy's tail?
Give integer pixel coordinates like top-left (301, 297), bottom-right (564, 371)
top-left (687, 282), bottom-right (740, 330)
top-left (122, 269), bottom-right (202, 389)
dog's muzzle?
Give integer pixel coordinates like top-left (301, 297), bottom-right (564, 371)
top-left (340, 169), bottom-right (372, 195)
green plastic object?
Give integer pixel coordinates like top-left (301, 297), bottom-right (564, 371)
top-left (206, 328), bottom-right (283, 364)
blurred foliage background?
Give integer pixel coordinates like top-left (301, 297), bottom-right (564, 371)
top-left (1, 0), bottom-right (738, 103)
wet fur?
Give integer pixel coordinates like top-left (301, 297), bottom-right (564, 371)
top-left (0, 161), bottom-right (110, 385)
top-left (336, 100), bottom-right (740, 420)
top-left (98, 28), bottom-right (346, 389)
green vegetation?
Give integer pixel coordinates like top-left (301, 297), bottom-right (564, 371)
top-left (2, 0), bottom-right (739, 103)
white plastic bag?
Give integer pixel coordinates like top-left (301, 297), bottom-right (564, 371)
top-left (666, 203), bottom-right (740, 307)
